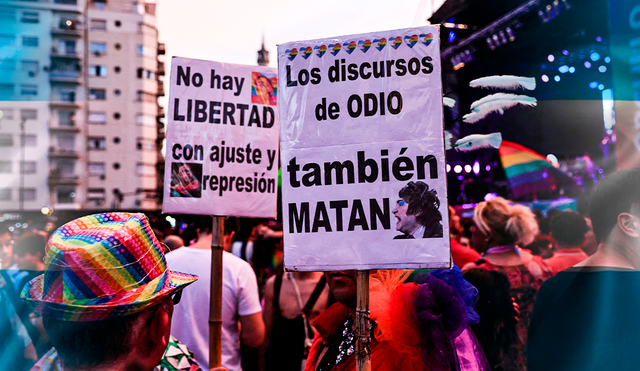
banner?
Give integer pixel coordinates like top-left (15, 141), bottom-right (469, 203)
top-left (279, 27), bottom-right (450, 271)
top-left (163, 58), bottom-right (279, 217)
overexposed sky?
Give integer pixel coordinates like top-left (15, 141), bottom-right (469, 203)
top-left (156, 0), bottom-right (446, 69)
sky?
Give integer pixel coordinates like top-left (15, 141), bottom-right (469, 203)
top-left (156, 0), bottom-right (446, 69)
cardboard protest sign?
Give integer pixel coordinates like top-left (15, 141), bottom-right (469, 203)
top-left (163, 58), bottom-right (279, 217)
top-left (279, 27), bottom-right (450, 271)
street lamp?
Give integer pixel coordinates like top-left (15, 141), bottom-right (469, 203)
top-left (19, 116), bottom-right (26, 212)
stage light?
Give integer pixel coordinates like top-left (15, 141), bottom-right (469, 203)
top-left (605, 56), bottom-right (611, 63)
top-left (485, 165), bottom-right (491, 172)
top-left (598, 65), bottom-right (607, 73)
top-left (446, 164), bottom-right (451, 172)
top-left (484, 193), bottom-right (498, 201)
top-left (554, 75), bottom-right (561, 82)
top-left (598, 84), bottom-right (605, 90)
top-left (596, 36), bottom-right (603, 42)
top-left (590, 52), bottom-right (601, 61)
top-left (454, 165), bottom-right (462, 173)
top-left (547, 154), bottom-right (560, 168)
top-left (457, 175), bottom-right (464, 181)
top-left (464, 164), bottom-right (472, 173)
top-left (548, 54), bottom-right (555, 62)
top-left (449, 31), bottom-right (456, 43)
top-left (584, 61), bottom-right (592, 68)
top-left (569, 66), bottom-right (575, 73)
top-left (541, 74), bottom-right (549, 82)
top-left (562, 49), bottom-right (569, 56)
top-left (473, 161), bottom-right (480, 175)
top-left (506, 27), bottom-right (515, 42)
top-left (589, 81), bottom-right (598, 89)
top-left (558, 65), bottom-right (569, 73)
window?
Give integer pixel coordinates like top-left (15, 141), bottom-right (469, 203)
top-left (21, 109), bottom-right (37, 120)
top-left (136, 90), bottom-right (156, 103)
top-left (87, 188), bottom-right (105, 200)
top-left (0, 189), bottom-right (11, 201)
top-left (0, 161), bottom-right (11, 173)
top-left (0, 34), bottom-right (15, 46)
top-left (91, 19), bottom-right (106, 30)
top-left (89, 88), bottom-right (106, 100)
top-left (57, 134), bottom-right (75, 151)
top-left (0, 134), bottom-right (13, 146)
top-left (0, 83), bottom-right (13, 97)
top-left (136, 68), bottom-right (155, 79)
top-left (137, 45), bottom-right (154, 57)
top-left (136, 162), bottom-right (155, 177)
top-left (20, 188), bottom-right (36, 202)
top-left (58, 111), bottom-right (75, 126)
top-left (59, 90), bottom-right (75, 102)
top-left (0, 59), bottom-right (16, 70)
top-left (92, 0), bottom-right (106, 10)
top-left (88, 137), bottom-right (106, 150)
top-left (21, 84), bottom-right (37, 96)
top-left (21, 11), bottom-right (39, 23)
top-left (90, 42), bottom-right (107, 55)
top-left (21, 60), bottom-right (38, 72)
top-left (136, 113), bottom-right (156, 126)
top-left (88, 111), bottom-right (106, 124)
top-left (88, 162), bottom-right (105, 176)
top-left (56, 187), bottom-right (74, 204)
top-left (22, 36), bottom-right (38, 47)
top-left (136, 137), bottom-right (155, 151)
top-left (1, 109), bottom-right (14, 120)
top-left (0, 8), bottom-right (15, 22)
top-left (55, 161), bottom-right (75, 177)
top-left (54, 0), bottom-right (78, 5)
top-left (62, 40), bottom-right (76, 54)
top-left (89, 65), bottom-right (107, 77)
top-left (21, 134), bottom-right (36, 147)
top-left (20, 161), bottom-right (36, 174)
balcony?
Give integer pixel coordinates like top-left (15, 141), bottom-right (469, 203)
top-left (49, 173), bottom-right (80, 186)
top-left (49, 147), bottom-right (79, 159)
top-left (157, 80), bottom-right (164, 96)
top-left (50, 71), bottom-right (81, 84)
top-left (157, 43), bottom-right (165, 55)
top-left (157, 61), bottom-right (165, 75)
top-left (51, 48), bottom-right (80, 60)
top-left (49, 124), bottom-right (80, 133)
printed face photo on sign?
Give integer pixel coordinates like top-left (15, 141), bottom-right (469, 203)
top-left (392, 181), bottom-right (443, 240)
top-left (170, 162), bottom-right (202, 198)
top-left (251, 72), bottom-right (278, 106)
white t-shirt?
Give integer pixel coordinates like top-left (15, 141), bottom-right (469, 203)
top-left (166, 248), bottom-right (262, 371)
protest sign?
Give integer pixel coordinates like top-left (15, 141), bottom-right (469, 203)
top-left (279, 27), bottom-right (450, 271)
top-left (163, 57), bottom-right (279, 217)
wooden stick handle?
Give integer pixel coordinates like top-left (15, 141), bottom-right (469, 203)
top-left (209, 216), bottom-right (224, 368)
top-left (356, 270), bottom-right (371, 371)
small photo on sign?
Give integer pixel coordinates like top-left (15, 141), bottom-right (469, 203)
top-left (392, 181), bottom-right (443, 240)
top-left (170, 162), bottom-right (202, 198)
top-left (251, 72), bottom-right (278, 106)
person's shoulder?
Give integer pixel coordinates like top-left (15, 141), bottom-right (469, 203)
top-left (223, 251), bottom-right (254, 271)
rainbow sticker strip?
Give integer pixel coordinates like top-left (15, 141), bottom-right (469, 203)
top-left (285, 33), bottom-right (435, 60)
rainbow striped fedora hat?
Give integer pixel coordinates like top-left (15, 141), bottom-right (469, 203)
top-left (21, 212), bottom-right (198, 321)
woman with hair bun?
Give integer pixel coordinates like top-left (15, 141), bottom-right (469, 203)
top-left (462, 197), bottom-right (552, 371)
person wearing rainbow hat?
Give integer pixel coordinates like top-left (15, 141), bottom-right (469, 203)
top-left (20, 212), bottom-right (223, 371)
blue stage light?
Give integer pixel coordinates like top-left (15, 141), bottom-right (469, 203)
top-left (590, 52), bottom-right (601, 61)
top-left (589, 81), bottom-right (598, 89)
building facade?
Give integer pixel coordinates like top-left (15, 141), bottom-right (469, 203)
top-left (0, 0), bottom-right (164, 216)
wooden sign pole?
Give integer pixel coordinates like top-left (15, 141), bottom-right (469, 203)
top-left (356, 270), bottom-right (371, 371)
top-left (209, 216), bottom-right (225, 368)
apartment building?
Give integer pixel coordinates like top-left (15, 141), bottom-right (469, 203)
top-left (0, 0), bottom-right (164, 215)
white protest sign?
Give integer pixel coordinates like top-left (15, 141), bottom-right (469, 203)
top-left (163, 57), bottom-right (279, 218)
top-left (279, 27), bottom-right (450, 271)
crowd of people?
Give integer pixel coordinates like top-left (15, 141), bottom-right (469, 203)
top-left (0, 168), bottom-right (638, 371)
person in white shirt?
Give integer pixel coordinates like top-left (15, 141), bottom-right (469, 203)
top-left (167, 216), bottom-right (265, 371)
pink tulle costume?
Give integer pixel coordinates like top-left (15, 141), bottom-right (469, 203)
top-left (305, 270), bottom-right (490, 371)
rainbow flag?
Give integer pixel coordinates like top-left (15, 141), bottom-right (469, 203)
top-left (499, 141), bottom-right (575, 198)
